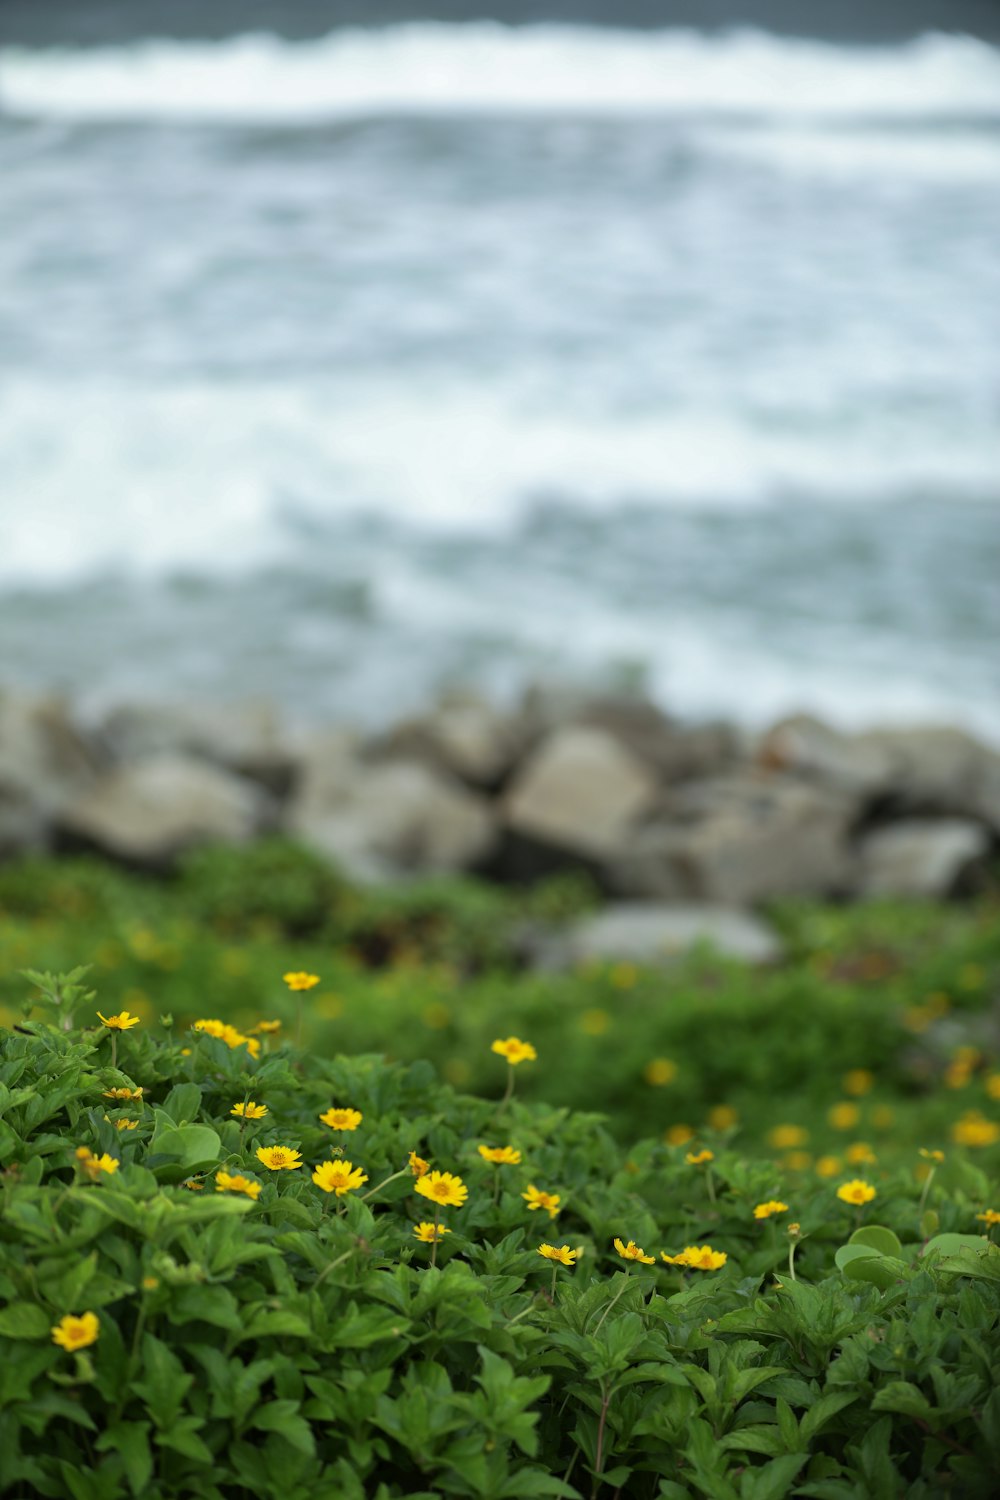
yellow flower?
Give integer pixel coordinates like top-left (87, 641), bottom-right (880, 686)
top-left (842, 1069), bottom-right (874, 1097)
top-left (815, 1156), bottom-right (842, 1178)
top-left (478, 1145), bottom-right (522, 1165)
top-left (142, 1276), bottom-right (160, 1290)
top-left (231, 1102), bottom-right (268, 1120)
top-left (974, 1208), bottom-right (1000, 1226)
top-left (768, 1124), bottom-right (808, 1149)
top-left (194, 1018), bottom-right (227, 1037)
top-left (194, 1018), bottom-right (258, 1054)
top-left (784, 1151), bottom-right (812, 1171)
top-left (96, 1011), bottom-right (140, 1031)
top-left (75, 1148), bottom-right (119, 1179)
top-left (538, 1243), bottom-right (581, 1265)
top-left (312, 1160), bottom-right (368, 1196)
top-left (643, 1058), bottom-right (677, 1087)
top-left (415, 1171), bottom-right (468, 1208)
top-left (664, 1123), bottom-right (694, 1146)
top-left (685, 1149), bottom-right (714, 1166)
top-left (255, 1146), bottom-right (303, 1171)
top-left (677, 1245), bottom-right (728, 1271)
top-left (828, 1102), bottom-right (860, 1131)
top-left (253, 1019), bottom-right (283, 1034)
top-left (283, 971), bottom-right (320, 991)
top-left (952, 1113), bottom-right (1000, 1148)
top-left (787, 1222), bottom-right (801, 1237)
top-left (522, 1184), bottom-right (561, 1219)
top-left (613, 1238), bottom-right (656, 1265)
top-left (986, 1073), bottom-right (1000, 1101)
top-left (182, 1178), bottom-right (205, 1191)
top-left (944, 1061), bottom-right (972, 1089)
top-left (580, 1007), bottom-right (610, 1036)
top-left (103, 1086), bottom-right (143, 1101)
top-left (837, 1179), bottom-right (876, 1206)
top-left (319, 1107), bottom-right (363, 1132)
top-left (215, 1171), bottom-right (262, 1200)
top-left (707, 1105), bottom-right (738, 1130)
top-left (413, 1221), bottom-right (452, 1243)
top-left (51, 1312), bottom-right (99, 1352)
top-left (408, 1151), bottom-right (430, 1179)
top-left (753, 1200), bottom-right (789, 1220)
top-left (491, 1036), bottom-right (537, 1066)
top-left (918, 1148), bottom-right (945, 1164)
top-left (846, 1142), bottom-right (877, 1166)
top-left (114, 1118), bottom-right (139, 1131)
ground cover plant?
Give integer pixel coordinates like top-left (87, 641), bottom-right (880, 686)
top-left (0, 969), bottom-right (999, 1499)
top-left (0, 847), bottom-right (998, 1163)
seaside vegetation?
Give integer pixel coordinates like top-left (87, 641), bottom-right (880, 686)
top-left (0, 961), bottom-right (998, 1499)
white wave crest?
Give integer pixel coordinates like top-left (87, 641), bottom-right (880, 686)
top-left (1, 23), bottom-right (999, 124)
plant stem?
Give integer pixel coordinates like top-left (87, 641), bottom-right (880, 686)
top-left (787, 1239), bottom-right (798, 1282)
top-left (498, 1065), bottom-right (515, 1114)
top-left (918, 1165), bottom-right (937, 1218)
top-left (592, 1381), bottom-right (612, 1499)
top-left (551, 1265), bottom-right (558, 1300)
top-left (312, 1246), bottom-right (356, 1288)
top-left (360, 1167), bottom-right (408, 1204)
top-left (592, 1268), bottom-right (630, 1335)
top-left (110, 1033), bottom-right (117, 1071)
top-left (430, 1206), bottom-right (441, 1268)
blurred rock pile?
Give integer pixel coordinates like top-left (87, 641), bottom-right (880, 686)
top-left (2, 687), bottom-right (997, 957)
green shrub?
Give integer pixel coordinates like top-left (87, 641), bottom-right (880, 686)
top-left (1, 978), bottom-right (999, 1499)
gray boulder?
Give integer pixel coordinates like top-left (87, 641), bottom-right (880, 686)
top-left (758, 715), bottom-right (897, 800)
top-left (534, 901), bottom-right (783, 969)
top-left (503, 725), bottom-right (661, 864)
top-left (857, 818), bottom-right (991, 897)
top-left (608, 773), bottom-right (854, 904)
top-left (100, 700), bottom-right (299, 795)
top-left (289, 755), bottom-right (497, 882)
top-left (369, 692), bottom-right (526, 790)
top-left (0, 691), bottom-right (103, 855)
top-left (856, 727), bottom-right (1000, 831)
top-left (57, 754), bottom-right (271, 867)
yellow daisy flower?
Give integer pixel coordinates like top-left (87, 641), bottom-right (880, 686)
top-left (538, 1244), bottom-right (581, 1265)
top-left (413, 1221), bottom-right (452, 1243)
top-left (283, 972), bottom-right (320, 991)
top-left (255, 1146), bottom-right (303, 1171)
top-left (836, 1179), bottom-right (876, 1206)
top-left (491, 1036), bottom-right (537, 1066)
top-left (96, 1011), bottom-right (140, 1031)
top-left (319, 1107), bottom-right (363, 1132)
top-left (478, 1145), bottom-right (522, 1165)
top-left (753, 1200), bottom-right (789, 1220)
top-left (522, 1184), bottom-right (561, 1219)
top-left (215, 1171), bottom-right (262, 1200)
top-left (415, 1171), bottom-right (468, 1208)
top-left (231, 1102), bottom-right (268, 1119)
top-left (311, 1160), bottom-right (368, 1196)
top-left (613, 1238), bottom-right (656, 1265)
top-left (51, 1312), bottom-right (99, 1351)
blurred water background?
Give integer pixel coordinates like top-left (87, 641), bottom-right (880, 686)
top-left (1, 2), bottom-right (998, 734)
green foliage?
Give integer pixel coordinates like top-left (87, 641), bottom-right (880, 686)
top-left (0, 979), bottom-right (999, 1499)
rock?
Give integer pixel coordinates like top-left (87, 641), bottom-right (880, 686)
top-left (369, 692), bottom-right (526, 790)
top-left (0, 691), bottom-right (103, 855)
top-left (607, 773), bottom-right (853, 903)
top-left (533, 902), bottom-right (783, 969)
top-left (289, 756), bottom-right (497, 882)
top-left (100, 701), bottom-right (299, 796)
top-left (502, 726), bottom-right (661, 866)
top-left (520, 686), bottom-right (738, 781)
top-left (758, 715), bottom-right (897, 800)
top-left (57, 754), bottom-right (272, 867)
top-left (856, 818), bottom-right (991, 897)
top-left (856, 727), bottom-right (1000, 831)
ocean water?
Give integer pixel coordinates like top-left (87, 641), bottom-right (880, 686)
top-left (1, 23), bottom-right (999, 734)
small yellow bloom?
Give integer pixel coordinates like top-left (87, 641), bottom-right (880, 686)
top-left (283, 971), bottom-right (320, 991)
top-left (985, 1073), bottom-right (1000, 1101)
top-left (768, 1124), bottom-right (808, 1149)
top-left (194, 1018), bottom-right (258, 1053)
top-left (231, 1102), bottom-right (268, 1120)
top-left (522, 1184), bottom-right (561, 1219)
top-left (974, 1208), bottom-right (1000, 1226)
top-left (644, 1057), bottom-right (677, 1087)
top-left (75, 1148), bottom-right (119, 1179)
top-left (828, 1102), bottom-right (860, 1131)
top-left (846, 1142), bottom-right (877, 1166)
top-left (787, 1222), bottom-right (801, 1237)
top-left (842, 1069), bottom-right (874, 1097)
top-left (754, 1200), bottom-right (789, 1220)
top-left (51, 1312), bottom-right (99, 1352)
top-left (255, 1146), bottom-right (303, 1171)
top-left (678, 1245), bottom-right (728, 1271)
top-left (664, 1123), bottom-right (694, 1146)
top-left (96, 1011), bottom-right (140, 1031)
top-left (538, 1243), bottom-right (581, 1265)
top-left (253, 1019), bottom-right (283, 1034)
top-left (478, 1144), bottom-right (522, 1165)
top-left (707, 1104), bottom-right (738, 1130)
top-left (114, 1118), bottom-right (139, 1131)
top-left (182, 1178), bottom-right (205, 1191)
top-left (919, 1148), bottom-right (945, 1164)
top-left (784, 1151), bottom-right (813, 1171)
top-left (944, 1062), bottom-right (972, 1089)
top-left (413, 1221), bottom-right (452, 1243)
top-left (215, 1171), bottom-right (262, 1200)
top-left (580, 1007), bottom-right (609, 1036)
top-left (415, 1171), bottom-right (468, 1208)
top-left (408, 1151), bottom-right (430, 1179)
top-left (816, 1155), bottom-right (842, 1178)
top-left (951, 1113), bottom-right (1000, 1148)
top-left (103, 1086), bottom-right (143, 1101)
top-left (142, 1276), bottom-right (160, 1290)
top-left (685, 1149), bottom-right (714, 1166)
top-left (837, 1179), bottom-right (876, 1206)
top-left (312, 1160), bottom-right (368, 1196)
top-left (319, 1106), bottom-right (363, 1132)
top-left (613, 1238), bottom-right (656, 1265)
top-left (491, 1036), bottom-right (537, 1066)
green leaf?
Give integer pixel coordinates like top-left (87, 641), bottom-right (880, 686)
top-left (870, 1381), bottom-right (935, 1421)
top-left (841, 1254), bottom-right (909, 1291)
top-left (150, 1123), bottom-right (221, 1169)
top-left (922, 1233), bottom-right (989, 1260)
top-left (253, 1400), bottom-right (316, 1456)
top-left (740, 1453), bottom-right (810, 1500)
top-left (849, 1226), bottom-right (902, 1260)
top-left (0, 1303), bottom-right (52, 1339)
top-left (95, 1421), bottom-right (153, 1497)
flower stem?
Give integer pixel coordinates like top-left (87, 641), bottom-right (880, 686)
top-left (498, 1065), bottom-right (515, 1114)
top-left (431, 1206), bottom-right (441, 1268)
top-left (592, 1268), bottom-right (630, 1335)
top-left (918, 1165), bottom-right (937, 1218)
top-left (787, 1239), bottom-right (798, 1282)
top-left (360, 1167), bottom-right (408, 1204)
top-left (110, 1033), bottom-right (117, 1071)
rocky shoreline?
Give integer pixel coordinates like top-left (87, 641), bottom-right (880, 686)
top-left (1, 686), bottom-right (997, 965)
